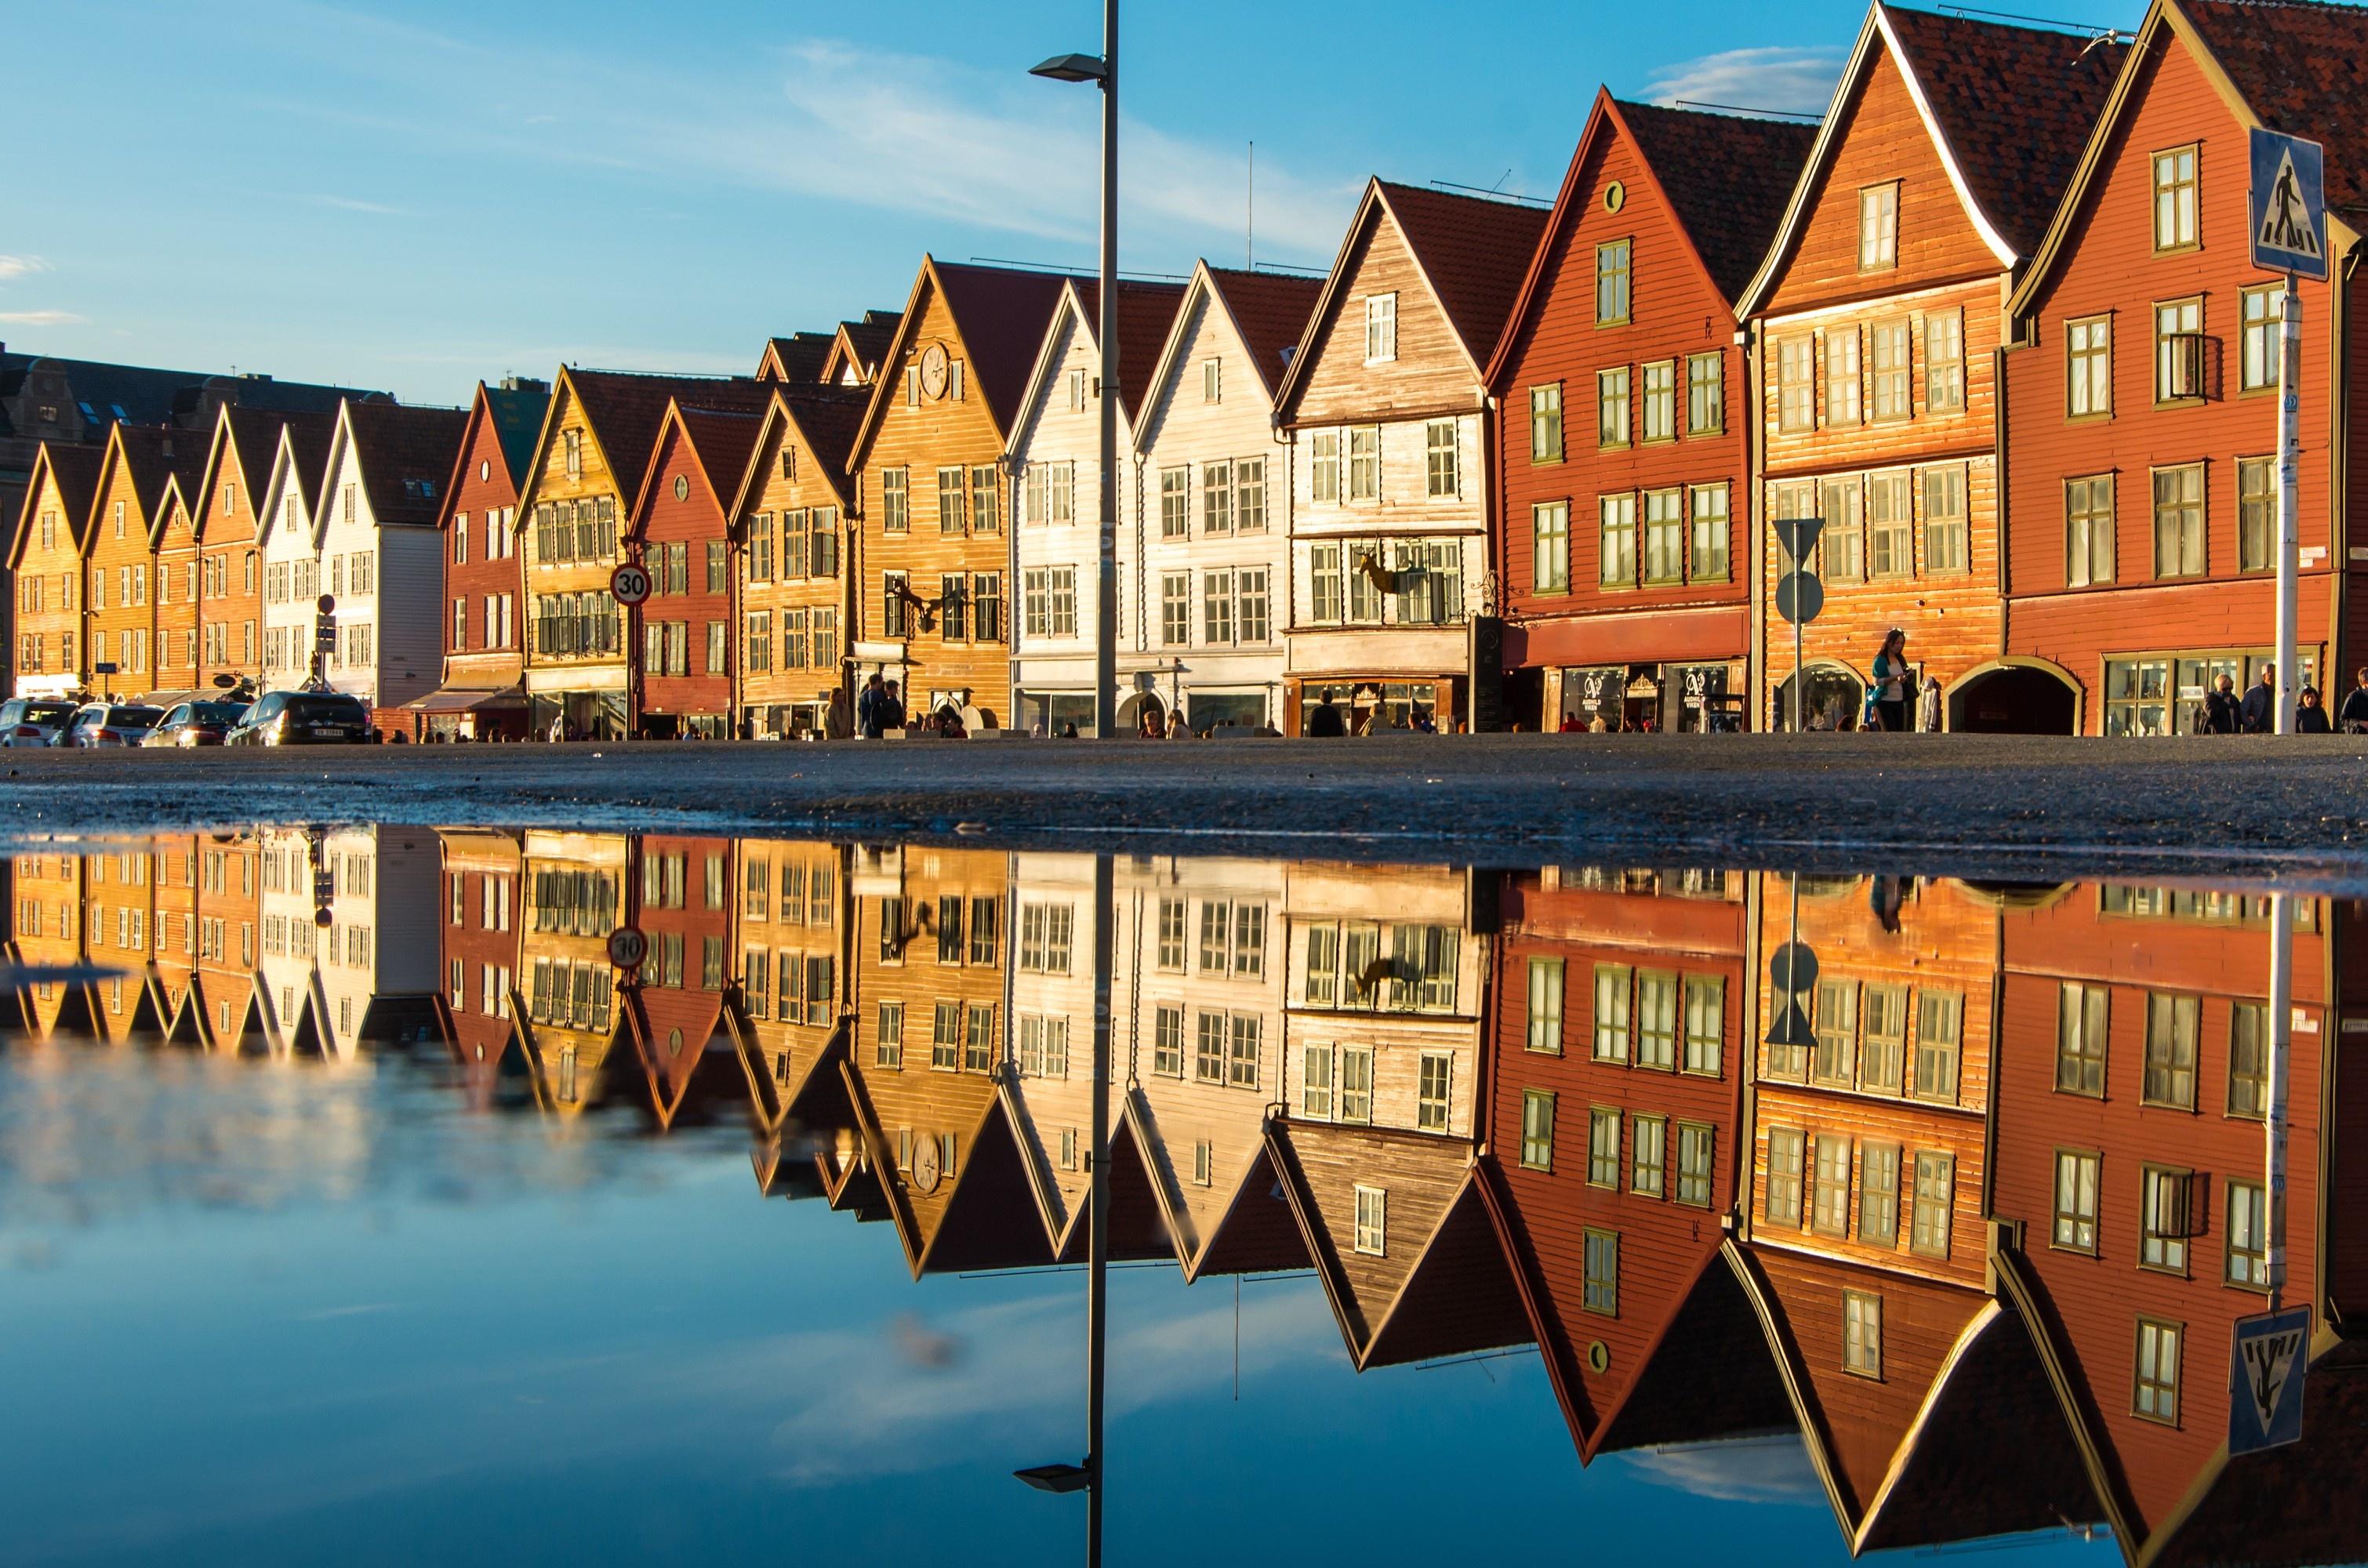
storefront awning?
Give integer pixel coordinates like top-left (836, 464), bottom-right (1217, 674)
top-left (403, 688), bottom-right (528, 714)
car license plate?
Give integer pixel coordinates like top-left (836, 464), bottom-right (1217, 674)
top-left (311, 724), bottom-right (341, 735)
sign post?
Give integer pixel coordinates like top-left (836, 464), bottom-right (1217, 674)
top-left (2249, 129), bottom-right (2328, 736)
top-left (1771, 517), bottom-right (1825, 734)
top-left (2229, 1305), bottom-right (2311, 1455)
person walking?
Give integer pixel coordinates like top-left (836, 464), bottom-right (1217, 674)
top-left (857, 673), bottom-right (883, 739)
top-left (2340, 667), bottom-right (2368, 733)
top-left (2239, 666), bottom-right (2277, 734)
top-left (1306, 693), bottom-right (1346, 738)
top-left (2203, 672), bottom-right (2241, 733)
top-left (1870, 628), bottom-right (1911, 734)
top-left (2298, 685), bottom-right (2333, 733)
top-left (877, 681), bottom-right (906, 735)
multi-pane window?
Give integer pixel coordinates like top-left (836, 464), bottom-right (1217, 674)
top-left (1023, 462), bottom-right (1073, 527)
top-left (1859, 1143), bottom-right (1901, 1245)
top-left (2238, 457), bottom-right (2275, 573)
top-left (1640, 361), bottom-right (1676, 442)
top-left (1811, 978), bottom-right (1856, 1086)
top-left (2142, 993), bottom-right (2199, 1107)
top-left (2226, 1178), bottom-right (2269, 1287)
top-left (2152, 466), bottom-right (2205, 579)
top-left (1924, 310), bottom-right (1965, 412)
top-left (2143, 1166), bottom-right (2192, 1272)
top-left (1599, 494), bottom-right (1636, 588)
top-left (1642, 489), bottom-right (1683, 586)
top-left (1598, 368), bottom-right (1630, 448)
top-left (2229, 1001), bottom-right (2269, 1118)
top-left (1201, 461), bottom-right (1233, 535)
top-left (1860, 983), bottom-right (1906, 1094)
top-left (1527, 956), bottom-right (1564, 1052)
top-left (1596, 241), bottom-right (1631, 325)
top-left (2134, 1319), bottom-right (2182, 1424)
top-left (1532, 503), bottom-right (1570, 593)
top-left (936, 467), bottom-right (967, 535)
top-left (1018, 902), bottom-right (1074, 974)
top-left (1843, 1290), bottom-right (1883, 1378)
top-left (1592, 964), bottom-right (1631, 1062)
top-left (1631, 1115), bottom-right (1665, 1196)
top-left (1825, 327), bottom-right (1863, 426)
top-left (1160, 466), bottom-right (1189, 538)
top-left (2066, 475), bottom-right (2115, 587)
top-left (1520, 1089), bottom-right (1556, 1171)
top-left (1765, 1127), bottom-right (1805, 1228)
top-left (1858, 183), bottom-right (1898, 270)
top-left (1635, 971), bottom-right (1677, 1069)
top-left (875, 1001), bottom-right (904, 1068)
top-left (1909, 1151), bottom-right (1954, 1258)
top-left (1588, 1107), bottom-right (1622, 1188)
top-left (1353, 1185), bottom-right (1387, 1255)
top-left (1676, 1123), bottom-right (1715, 1207)
top-left (1582, 1230), bottom-right (1618, 1316)
top-left (1811, 1135), bottom-right (1852, 1236)
top-left (1914, 990), bottom-right (1962, 1103)
top-left (2152, 146), bottom-right (2198, 251)
top-left (2068, 316), bottom-right (2112, 416)
top-left (1923, 465), bottom-right (1967, 574)
top-left (1311, 431), bottom-right (1338, 503)
top-left (2054, 1149), bottom-right (2101, 1252)
top-left (1531, 383), bottom-right (1564, 462)
top-left (1870, 320), bottom-right (1912, 421)
top-left (1687, 352), bottom-right (1723, 434)
top-left (1160, 572), bottom-right (1189, 646)
top-left (1868, 470), bottom-right (1913, 578)
top-left (2241, 285), bottom-right (2280, 392)
top-left (1417, 1051), bottom-right (1452, 1132)
top-left (1365, 294), bottom-right (1397, 362)
top-left (2156, 298), bottom-right (2204, 401)
top-left (1690, 484), bottom-right (1730, 583)
top-left (1776, 335), bottom-right (1816, 433)
top-left (1348, 426), bottom-right (1381, 500)
top-left (1237, 457), bottom-right (1267, 532)
top-left (1149, 1004), bottom-right (1185, 1077)
top-left (1227, 1014), bottom-right (1261, 1089)
top-left (1682, 976), bottom-right (1723, 1074)
top-left (1821, 477), bottom-right (1865, 582)
top-left (1426, 421), bottom-right (1458, 497)
top-left (2057, 982), bottom-right (2108, 1095)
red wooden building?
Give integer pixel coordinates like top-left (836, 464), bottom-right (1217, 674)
top-left (408, 378), bottom-right (546, 741)
top-left (438, 827), bottom-right (523, 1107)
top-left (2001, 0), bottom-right (2368, 732)
top-left (1488, 97), bottom-right (1814, 731)
top-left (628, 401), bottom-right (761, 738)
top-left (621, 833), bottom-right (743, 1127)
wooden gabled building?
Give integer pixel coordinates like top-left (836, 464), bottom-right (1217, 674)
top-left (1275, 181), bottom-right (1550, 735)
top-left (823, 310), bottom-right (903, 390)
top-left (845, 260), bottom-right (1069, 729)
top-left (626, 400), bottom-right (761, 738)
top-left (88, 423), bottom-right (205, 702)
top-left (150, 470), bottom-right (202, 702)
top-left (1488, 97), bottom-right (1814, 731)
top-left (191, 405), bottom-right (318, 696)
top-left (407, 378), bottom-right (544, 740)
top-left (438, 828), bottom-right (523, 1101)
top-left (728, 387), bottom-right (866, 738)
top-left (2001, 0), bottom-right (2368, 733)
top-left (256, 413), bottom-right (337, 690)
top-left (1739, 5), bottom-right (2123, 731)
top-left (9, 441), bottom-right (101, 699)
top-left (311, 401), bottom-right (469, 723)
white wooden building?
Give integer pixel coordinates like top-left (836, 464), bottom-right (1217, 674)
top-left (307, 401), bottom-right (467, 716)
top-left (256, 421), bottom-right (331, 693)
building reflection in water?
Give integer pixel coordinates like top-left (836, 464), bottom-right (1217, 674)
top-left (7, 833), bottom-right (2367, 1566)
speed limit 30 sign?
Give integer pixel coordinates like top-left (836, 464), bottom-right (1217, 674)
top-left (606, 925), bottom-right (649, 971)
top-left (610, 562), bottom-right (652, 607)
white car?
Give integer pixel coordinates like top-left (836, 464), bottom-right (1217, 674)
top-left (0, 697), bottom-right (82, 747)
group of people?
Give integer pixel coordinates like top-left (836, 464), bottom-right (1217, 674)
top-left (2199, 665), bottom-right (2368, 734)
top-left (855, 673), bottom-right (966, 739)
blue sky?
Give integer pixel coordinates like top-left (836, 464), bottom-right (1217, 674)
top-left (1, 0), bottom-right (2117, 406)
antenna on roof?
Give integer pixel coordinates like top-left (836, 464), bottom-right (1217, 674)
top-left (1426, 180), bottom-right (1553, 208)
top-left (1672, 99), bottom-right (1825, 122)
top-left (1251, 261), bottom-right (1328, 276)
top-left (1248, 141), bottom-right (1255, 270)
top-left (1938, 4), bottom-right (2133, 41)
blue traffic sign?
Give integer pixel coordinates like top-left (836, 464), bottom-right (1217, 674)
top-left (2228, 1305), bottom-right (2311, 1455)
top-left (2250, 129), bottom-right (2328, 280)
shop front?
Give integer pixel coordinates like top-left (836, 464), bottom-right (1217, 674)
top-left (1294, 677), bottom-right (1460, 735)
top-left (1553, 661), bottom-right (1742, 732)
top-left (526, 663), bottom-right (629, 742)
top-left (402, 688), bottom-right (529, 742)
top-left (1510, 604), bottom-right (1749, 733)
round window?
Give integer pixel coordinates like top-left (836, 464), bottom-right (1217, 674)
top-left (1603, 181), bottom-right (1625, 213)
top-left (673, 474), bottom-right (690, 502)
top-left (478, 459), bottom-right (491, 483)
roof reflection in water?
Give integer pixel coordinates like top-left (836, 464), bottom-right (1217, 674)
top-left (7, 829), bottom-right (2366, 1566)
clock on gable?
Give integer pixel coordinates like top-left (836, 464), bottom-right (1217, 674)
top-left (918, 343), bottom-right (950, 401)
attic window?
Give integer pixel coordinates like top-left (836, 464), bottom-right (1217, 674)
top-left (223, 485), bottom-right (237, 514)
top-left (781, 447), bottom-right (797, 481)
top-left (949, 360), bottom-right (965, 401)
top-left (1364, 295), bottom-right (1397, 363)
top-left (673, 474), bottom-right (690, 503)
top-left (1858, 183), bottom-right (1900, 272)
top-left (563, 429), bottom-right (583, 479)
top-left (1202, 358), bottom-right (1221, 404)
top-left (1068, 368), bottom-right (1087, 411)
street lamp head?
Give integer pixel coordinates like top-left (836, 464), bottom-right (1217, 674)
top-left (1030, 52), bottom-right (1107, 83)
top-left (1014, 1461), bottom-right (1095, 1494)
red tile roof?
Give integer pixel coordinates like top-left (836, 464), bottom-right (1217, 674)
top-left (342, 401), bottom-right (469, 529)
top-left (1880, 4), bottom-right (2127, 256)
top-left (559, 369), bottom-right (769, 508)
top-left (1374, 182), bottom-right (1554, 364)
top-left (637, 402), bottom-right (764, 522)
top-left (1619, 102), bottom-right (1819, 303)
top-left (281, 408), bottom-right (338, 517)
top-left (931, 262), bottom-right (1073, 434)
top-left (1070, 278), bottom-right (1189, 421)
top-left (2183, 0), bottom-right (2368, 218)
top-left (1202, 266), bottom-right (1325, 400)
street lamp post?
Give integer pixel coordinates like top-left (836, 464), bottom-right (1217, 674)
top-left (1032, 0), bottom-right (1119, 739)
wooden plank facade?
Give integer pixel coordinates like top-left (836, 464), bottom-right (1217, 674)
top-left (9, 442), bottom-right (100, 699)
top-left (627, 402), bottom-right (759, 739)
top-left (412, 379), bottom-right (544, 739)
top-left (728, 389), bottom-right (865, 739)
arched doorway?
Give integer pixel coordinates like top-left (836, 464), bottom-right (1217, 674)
top-left (1117, 691), bottom-right (1165, 736)
top-left (1951, 662), bottom-right (2078, 734)
top-left (1774, 663), bottom-right (1865, 731)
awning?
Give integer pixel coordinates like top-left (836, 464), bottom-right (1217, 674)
top-left (402, 687), bottom-right (528, 714)
top-left (138, 689), bottom-right (205, 708)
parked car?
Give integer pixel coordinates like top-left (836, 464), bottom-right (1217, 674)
top-left (142, 700), bottom-right (252, 748)
top-left (61, 703), bottom-right (165, 747)
top-left (0, 698), bottom-right (82, 747)
top-left (224, 691), bottom-right (372, 746)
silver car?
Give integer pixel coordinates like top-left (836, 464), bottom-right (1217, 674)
top-left (0, 698), bottom-right (81, 747)
top-left (60, 703), bottom-right (165, 748)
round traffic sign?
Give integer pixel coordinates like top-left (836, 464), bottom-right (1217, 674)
top-left (316, 593), bottom-right (336, 615)
top-left (1770, 940), bottom-right (1820, 995)
top-left (606, 925), bottom-right (648, 970)
top-left (1774, 570), bottom-right (1824, 626)
top-left (609, 563), bottom-right (652, 607)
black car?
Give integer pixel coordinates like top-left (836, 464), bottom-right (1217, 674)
top-left (225, 691), bottom-right (372, 746)
top-left (143, 701), bottom-right (252, 747)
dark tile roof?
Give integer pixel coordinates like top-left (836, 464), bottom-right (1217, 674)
top-left (2149, 1334), bottom-right (2368, 1568)
top-left (111, 423), bottom-right (209, 530)
top-left (931, 262), bottom-right (1073, 434)
top-left (2183, 0), bottom-right (2368, 218)
top-left (1201, 267), bottom-right (1325, 400)
top-left (775, 387), bottom-right (869, 508)
top-left (562, 368), bottom-right (771, 502)
top-left (1880, 4), bottom-right (2127, 257)
top-left (1373, 182), bottom-right (1554, 365)
top-left (758, 333), bottom-right (836, 383)
top-left (1619, 102), bottom-right (1819, 303)
top-left (282, 408), bottom-right (338, 516)
top-left (481, 382), bottom-right (550, 488)
top-left (343, 401), bottom-right (468, 528)
top-left (836, 311), bottom-right (903, 380)
top-left (1070, 278), bottom-right (1189, 421)
top-left (0, 351), bottom-right (387, 433)
top-left (659, 405), bottom-right (765, 517)
top-left (17, 442), bottom-right (104, 557)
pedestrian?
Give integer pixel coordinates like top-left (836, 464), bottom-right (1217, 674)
top-left (2205, 673), bottom-right (2241, 734)
top-left (1917, 675), bottom-right (1942, 733)
top-left (857, 673), bottom-right (883, 739)
top-left (877, 681), bottom-right (906, 734)
top-left (1870, 628), bottom-right (1910, 733)
top-left (1139, 707), bottom-right (1164, 739)
top-left (1167, 711), bottom-right (1190, 739)
top-left (2298, 685), bottom-right (2333, 733)
top-left (826, 688), bottom-right (852, 739)
top-left (548, 712), bottom-right (567, 744)
top-left (1559, 710), bottom-right (1584, 733)
top-left (1059, 720), bottom-right (1078, 739)
top-left (1306, 692), bottom-right (1346, 738)
top-left (2240, 666), bottom-right (2277, 733)
top-left (2341, 667), bottom-right (2368, 733)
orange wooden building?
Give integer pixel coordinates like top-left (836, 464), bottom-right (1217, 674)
top-left (1741, 5), bottom-right (2123, 731)
top-left (191, 405), bottom-right (314, 697)
top-left (2002, 0), bottom-right (2368, 732)
top-left (1489, 97), bottom-right (1813, 731)
top-left (9, 442), bottom-right (101, 700)
top-left (88, 424), bottom-right (206, 704)
top-left (730, 388), bottom-right (866, 739)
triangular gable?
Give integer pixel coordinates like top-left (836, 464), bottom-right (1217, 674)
top-left (823, 310), bottom-right (903, 389)
top-left (845, 257), bottom-right (1070, 471)
top-left (513, 365), bottom-right (767, 525)
top-left (254, 413), bottom-right (336, 554)
top-left (627, 399), bottom-right (764, 532)
top-left (1005, 276), bottom-right (1187, 462)
top-left (1129, 263), bottom-right (1324, 457)
top-left (89, 423), bottom-right (202, 554)
top-left (913, 1094), bottom-right (1058, 1276)
top-left (723, 388), bottom-right (866, 526)
top-left (755, 332), bottom-right (836, 384)
top-left (148, 470), bottom-right (199, 553)
top-left (1044, 1105), bottom-right (1173, 1266)
top-left (1360, 1174), bottom-right (1532, 1369)
top-left (338, 401), bottom-right (468, 530)
top-left (7, 441), bottom-right (104, 570)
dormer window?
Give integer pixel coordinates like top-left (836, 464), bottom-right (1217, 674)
top-left (1858, 183), bottom-right (1899, 271)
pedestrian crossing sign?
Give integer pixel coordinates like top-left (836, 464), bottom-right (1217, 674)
top-left (2250, 129), bottom-right (2328, 280)
top-left (2228, 1305), bottom-right (2311, 1455)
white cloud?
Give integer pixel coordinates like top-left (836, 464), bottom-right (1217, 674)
top-left (0, 255), bottom-right (49, 282)
top-left (307, 194), bottom-right (413, 216)
top-left (0, 310), bottom-right (87, 326)
top-left (1614, 1433), bottom-right (1825, 1504)
top-left (1644, 47), bottom-right (1845, 118)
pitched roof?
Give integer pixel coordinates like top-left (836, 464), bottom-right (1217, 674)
top-left (104, 423), bottom-right (208, 533)
top-left (1200, 267), bottom-right (1324, 400)
top-left (556, 368), bottom-right (771, 503)
top-left (757, 333), bottom-right (837, 384)
top-left (1066, 277), bottom-right (1189, 421)
top-left (932, 262), bottom-right (1073, 431)
top-left (216, 405), bottom-right (301, 512)
top-left (1618, 102), bottom-right (1820, 303)
top-left (341, 401), bottom-right (469, 528)
top-left (824, 310), bottom-right (903, 387)
top-left (2177, 0), bottom-right (2368, 218)
top-left (481, 381), bottom-right (549, 487)
top-left (632, 401), bottom-right (764, 522)
top-left (1880, 4), bottom-right (2127, 257)
top-left (9, 442), bottom-right (103, 565)
top-left (1372, 182), bottom-right (1554, 362)
top-left (0, 351), bottom-right (389, 433)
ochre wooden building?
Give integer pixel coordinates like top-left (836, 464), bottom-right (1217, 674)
top-left (191, 405), bottom-right (309, 696)
top-left (1489, 96), bottom-right (1814, 731)
top-left (730, 387), bottom-right (866, 738)
top-left (1740, 5), bottom-right (2123, 730)
top-left (150, 474), bottom-right (202, 702)
top-left (10, 442), bottom-right (101, 700)
top-left (88, 424), bottom-right (205, 703)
